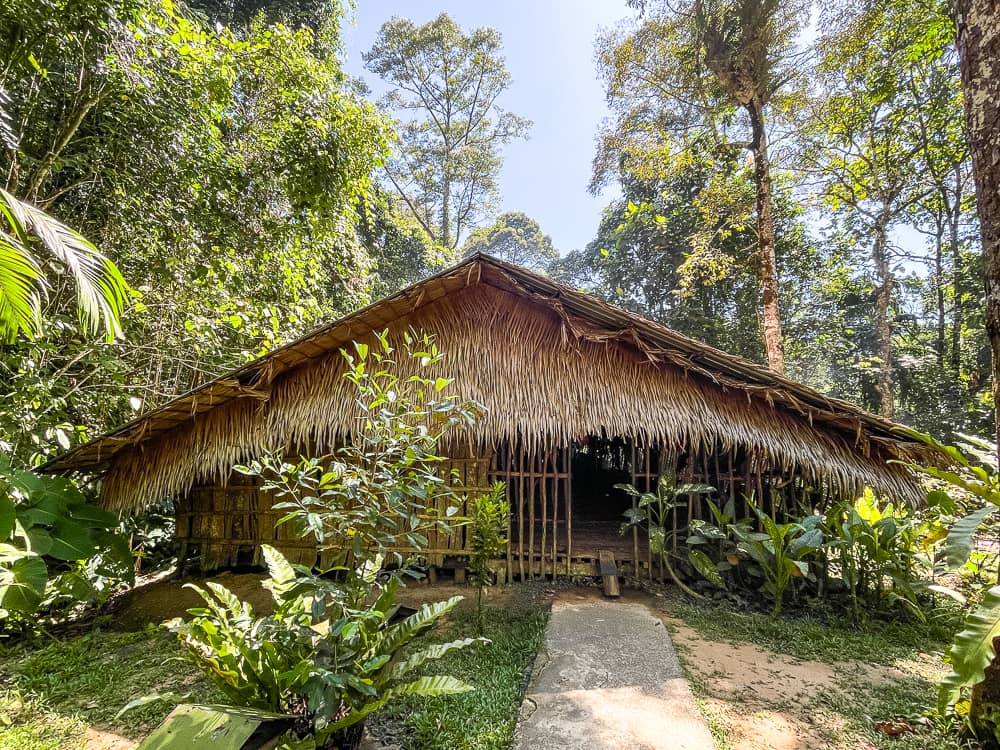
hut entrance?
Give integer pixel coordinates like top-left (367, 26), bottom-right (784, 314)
top-left (569, 435), bottom-right (659, 561)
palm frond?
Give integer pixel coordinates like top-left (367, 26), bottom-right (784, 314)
top-left (0, 189), bottom-right (130, 341)
top-left (0, 231), bottom-right (43, 342)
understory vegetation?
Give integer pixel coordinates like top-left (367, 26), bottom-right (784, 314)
top-left (369, 598), bottom-right (547, 750)
top-left (0, 597), bottom-right (545, 750)
top-left (618, 432), bottom-right (1000, 744)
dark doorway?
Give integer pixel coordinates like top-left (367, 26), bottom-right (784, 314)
top-left (570, 435), bottom-right (637, 556)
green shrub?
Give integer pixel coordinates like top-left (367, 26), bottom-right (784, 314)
top-left (141, 332), bottom-right (488, 749)
top-left (468, 481), bottom-right (509, 633)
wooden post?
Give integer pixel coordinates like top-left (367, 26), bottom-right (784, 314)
top-left (517, 439), bottom-right (525, 582)
top-left (565, 444), bottom-right (573, 576)
top-left (744, 454), bottom-right (753, 516)
top-left (600, 550), bottom-right (620, 597)
top-left (551, 449), bottom-right (558, 579)
top-left (527, 446), bottom-right (536, 579)
top-left (756, 469), bottom-right (766, 518)
top-left (630, 440), bottom-right (639, 571)
top-left (728, 451), bottom-right (736, 505)
top-left (540, 445), bottom-right (548, 580)
top-left (503, 441), bottom-right (512, 582)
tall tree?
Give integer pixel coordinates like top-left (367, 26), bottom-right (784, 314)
top-left (954, 0), bottom-right (1000, 456)
top-left (596, 0), bottom-right (807, 374)
top-left (461, 212), bottom-right (558, 272)
top-left (803, 3), bottom-right (935, 418)
top-left (364, 14), bottom-right (530, 252)
top-left (692, 0), bottom-right (807, 374)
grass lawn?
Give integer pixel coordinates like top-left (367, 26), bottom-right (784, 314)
top-left (651, 591), bottom-right (972, 750)
top-left (0, 626), bottom-right (222, 750)
top-left (369, 597), bottom-right (548, 750)
top-left (0, 584), bottom-right (548, 750)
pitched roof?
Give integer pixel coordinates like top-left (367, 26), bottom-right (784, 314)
top-left (43, 253), bottom-right (937, 507)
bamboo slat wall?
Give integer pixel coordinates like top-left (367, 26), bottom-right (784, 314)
top-left (176, 436), bottom-right (852, 577)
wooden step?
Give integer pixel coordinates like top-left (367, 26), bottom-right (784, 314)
top-left (599, 550), bottom-right (620, 597)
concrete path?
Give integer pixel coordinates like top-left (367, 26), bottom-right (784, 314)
top-left (514, 595), bottom-right (716, 750)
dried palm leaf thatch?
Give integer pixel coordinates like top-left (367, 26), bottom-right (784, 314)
top-left (91, 271), bottom-right (933, 513)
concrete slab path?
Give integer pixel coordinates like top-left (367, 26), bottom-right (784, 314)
top-left (513, 595), bottom-right (716, 750)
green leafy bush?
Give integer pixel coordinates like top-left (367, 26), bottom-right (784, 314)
top-left (617, 469), bottom-right (716, 598)
top-left (0, 458), bottom-right (132, 624)
top-left (152, 333), bottom-right (487, 749)
top-left (904, 432), bottom-right (1000, 738)
top-left (622, 470), bottom-right (937, 622)
top-left (468, 481), bottom-right (509, 633)
top-left (166, 546), bottom-right (482, 748)
top-left (731, 502), bottom-right (823, 617)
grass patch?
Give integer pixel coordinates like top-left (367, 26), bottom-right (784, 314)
top-left (0, 589), bottom-right (549, 750)
top-left (661, 592), bottom-right (954, 665)
top-left (0, 626), bottom-right (221, 750)
top-left (823, 669), bottom-right (967, 750)
top-left (370, 598), bottom-right (549, 750)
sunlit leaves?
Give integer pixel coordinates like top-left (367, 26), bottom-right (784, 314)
top-left (0, 189), bottom-right (130, 343)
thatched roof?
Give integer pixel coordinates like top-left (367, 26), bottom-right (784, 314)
top-left (44, 253), bottom-right (939, 510)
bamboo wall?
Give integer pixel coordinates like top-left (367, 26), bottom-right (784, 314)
top-left (175, 454), bottom-right (494, 573)
top-left (175, 435), bottom-right (841, 577)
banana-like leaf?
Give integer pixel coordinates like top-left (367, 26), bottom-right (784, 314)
top-left (927, 584), bottom-right (966, 605)
top-left (956, 434), bottom-right (999, 471)
top-left (379, 596), bottom-right (463, 656)
top-left (687, 548), bottom-right (725, 589)
top-left (386, 637), bottom-right (487, 682)
top-left (946, 505), bottom-right (997, 569)
top-left (938, 585), bottom-right (1000, 714)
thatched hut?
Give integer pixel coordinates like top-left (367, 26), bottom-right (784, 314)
top-left (45, 254), bottom-right (939, 579)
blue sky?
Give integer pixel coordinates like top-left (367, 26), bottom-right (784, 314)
top-left (341, 1), bottom-right (633, 254)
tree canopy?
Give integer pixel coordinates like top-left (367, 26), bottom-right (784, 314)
top-left (364, 13), bottom-right (531, 252)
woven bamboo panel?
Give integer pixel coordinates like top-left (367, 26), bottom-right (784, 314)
top-left (175, 451), bottom-right (494, 572)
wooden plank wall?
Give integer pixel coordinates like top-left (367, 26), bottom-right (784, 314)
top-left (176, 453), bottom-right (495, 573)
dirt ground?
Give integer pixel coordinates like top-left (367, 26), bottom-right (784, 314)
top-left (664, 617), bottom-right (937, 750)
top-left (109, 572), bottom-right (547, 630)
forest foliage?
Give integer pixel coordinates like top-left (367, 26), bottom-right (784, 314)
top-left (1, 0), bottom-right (987, 470)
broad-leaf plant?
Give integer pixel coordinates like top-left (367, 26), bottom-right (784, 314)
top-left (144, 332), bottom-right (487, 749)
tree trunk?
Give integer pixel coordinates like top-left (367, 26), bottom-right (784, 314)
top-left (951, 168), bottom-right (965, 375)
top-left (955, 0), bottom-right (1000, 737)
top-left (746, 98), bottom-right (784, 374)
top-left (872, 210), bottom-right (895, 419)
top-left (441, 171), bottom-right (452, 251)
top-left (934, 214), bottom-right (947, 367)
